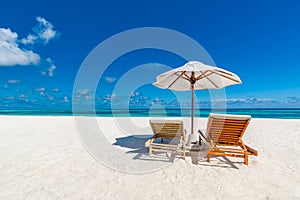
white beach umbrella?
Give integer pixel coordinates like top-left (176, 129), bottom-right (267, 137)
top-left (153, 60), bottom-right (242, 137)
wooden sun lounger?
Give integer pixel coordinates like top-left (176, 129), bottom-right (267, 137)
top-left (149, 120), bottom-right (186, 160)
top-left (198, 114), bottom-right (257, 165)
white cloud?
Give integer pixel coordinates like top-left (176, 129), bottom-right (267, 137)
top-left (73, 95), bottom-right (82, 101)
top-left (5, 96), bottom-right (15, 100)
top-left (0, 28), bottom-right (40, 66)
top-left (226, 98), bottom-right (275, 104)
top-left (48, 64), bottom-right (56, 76)
top-left (104, 77), bottom-right (116, 84)
top-left (40, 71), bottom-right (47, 76)
top-left (35, 87), bottom-right (45, 92)
top-left (207, 97), bottom-right (279, 108)
top-left (150, 97), bottom-right (164, 106)
top-left (0, 16), bottom-right (59, 67)
top-left (7, 80), bottom-right (20, 84)
top-left (36, 16), bottom-right (58, 43)
top-left (103, 93), bottom-right (117, 101)
top-left (78, 89), bottom-right (90, 95)
top-left (129, 91), bottom-right (141, 97)
top-left (48, 95), bottom-right (55, 101)
top-left (19, 94), bottom-right (28, 98)
top-left (62, 96), bottom-right (69, 103)
top-left (85, 96), bottom-right (93, 101)
top-left (21, 34), bottom-right (37, 45)
top-left (40, 58), bottom-right (57, 76)
top-left (22, 16), bottom-right (59, 45)
top-left (52, 88), bottom-right (60, 92)
top-left (284, 97), bottom-right (300, 105)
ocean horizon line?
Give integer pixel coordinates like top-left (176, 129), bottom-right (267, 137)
top-left (0, 108), bottom-right (300, 119)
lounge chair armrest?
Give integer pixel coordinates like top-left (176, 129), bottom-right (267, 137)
top-left (145, 139), bottom-right (151, 147)
top-left (245, 145), bottom-right (258, 156)
top-left (145, 136), bottom-right (157, 147)
top-left (197, 129), bottom-right (209, 143)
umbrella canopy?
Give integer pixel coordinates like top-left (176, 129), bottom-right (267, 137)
top-left (154, 61), bottom-right (241, 91)
top-left (153, 61), bottom-right (242, 138)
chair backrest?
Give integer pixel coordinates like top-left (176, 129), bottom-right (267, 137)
top-left (206, 114), bottom-right (251, 145)
top-left (149, 120), bottom-right (184, 140)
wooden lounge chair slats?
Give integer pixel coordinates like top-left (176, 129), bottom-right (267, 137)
top-left (149, 120), bottom-right (186, 160)
top-left (199, 114), bottom-right (257, 165)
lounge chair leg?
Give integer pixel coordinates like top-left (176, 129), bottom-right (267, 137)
top-left (207, 153), bottom-right (210, 162)
top-left (245, 153), bottom-right (248, 165)
top-left (199, 136), bottom-right (202, 145)
top-left (149, 147), bottom-right (152, 156)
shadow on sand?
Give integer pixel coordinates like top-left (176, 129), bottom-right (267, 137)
top-left (113, 134), bottom-right (240, 169)
top-left (113, 135), bottom-right (181, 162)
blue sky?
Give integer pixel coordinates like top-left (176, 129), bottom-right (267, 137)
top-left (0, 0), bottom-right (300, 109)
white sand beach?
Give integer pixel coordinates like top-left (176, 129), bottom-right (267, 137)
top-left (0, 116), bottom-right (299, 199)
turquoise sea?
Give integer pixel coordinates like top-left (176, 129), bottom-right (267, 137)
top-left (0, 108), bottom-right (300, 119)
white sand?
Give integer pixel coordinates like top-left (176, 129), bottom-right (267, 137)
top-left (0, 116), bottom-right (299, 199)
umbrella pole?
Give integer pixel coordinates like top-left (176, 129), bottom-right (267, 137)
top-left (191, 83), bottom-right (194, 135)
